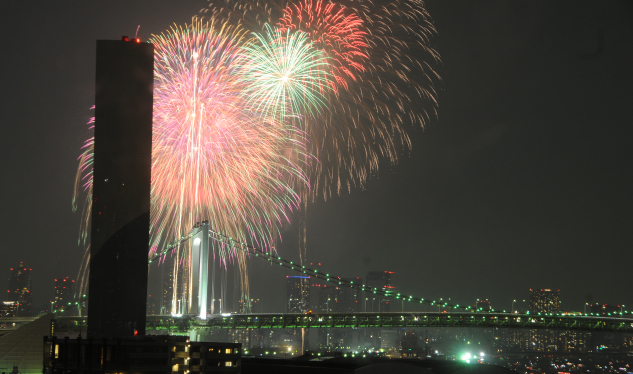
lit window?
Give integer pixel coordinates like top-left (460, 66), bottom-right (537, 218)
top-left (225, 348), bottom-right (232, 354)
top-left (225, 361), bottom-right (232, 367)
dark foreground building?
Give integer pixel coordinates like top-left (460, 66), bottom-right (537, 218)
top-left (88, 38), bottom-right (154, 338)
top-left (241, 356), bottom-right (518, 374)
top-left (43, 336), bottom-right (241, 374)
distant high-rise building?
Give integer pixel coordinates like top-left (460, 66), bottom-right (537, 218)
top-left (336, 277), bottom-right (362, 313)
top-left (161, 267), bottom-right (174, 315)
top-left (306, 262), bottom-right (362, 313)
top-left (365, 271), bottom-right (395, 312)
top-left (309, 278), bottom-right (362, 313)
top-left (307, 263), bottom-right (329, 313)
top-left (528, 288), bottom-right (565, 352)
top-left (475, 299), bottom-right (491, 312)
top-left (309, 280), bottom-right (325, 312)
top-left (529, 289), bottom-right (560, 314)
top-left (53, 277), bottom-right (75, 313)
top-left (7, 263), bottom-right (32, 315)
top-left (286, 276), bottom-right (310, 312)
top-left (309, 280), bottom-right (338, 313)
top-left (147, 294), bottom-right (158, 315)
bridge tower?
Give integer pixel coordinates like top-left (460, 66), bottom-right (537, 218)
top-left (189, 221), bottom-right (210, 319)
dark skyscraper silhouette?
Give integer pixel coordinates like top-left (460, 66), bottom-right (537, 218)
top-left (88, 38), bottom-right (153, 338)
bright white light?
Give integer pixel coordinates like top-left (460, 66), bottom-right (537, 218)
top-left (221, 313), bottom-right (231, 317)
top-left (193, 238), bottom-right (201, 245)
top-left (480, 352), bottom-right (485, 357)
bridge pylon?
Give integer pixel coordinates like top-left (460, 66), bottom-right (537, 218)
top-left (189, 221), bottom-right (209, 319)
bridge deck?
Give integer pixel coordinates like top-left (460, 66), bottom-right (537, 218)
top-left (146, 312), bottom-right (633, 333)
top-left (6, 312), bottom-right (631, 335)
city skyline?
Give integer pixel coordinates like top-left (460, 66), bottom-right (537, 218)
top-left (4, 261), bottom-right (629, 316)
top-left (1, 1), bottom-right (632, 313)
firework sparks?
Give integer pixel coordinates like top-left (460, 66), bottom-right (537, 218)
top-left (277, 0), bottom-right (369, 91)
top-left (151, 18), bottom-right (305, 254)
top-left (236, 23), bottom-right (333, 122)
top-left (73, 18), bottom-right (309, 312)
top-left (74, 0), bottom-right (440, 310)
top-left (204, 0), bottom-right (440, 197)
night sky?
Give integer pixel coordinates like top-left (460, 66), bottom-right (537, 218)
top-left (2, 1), bottom-right (632, 313)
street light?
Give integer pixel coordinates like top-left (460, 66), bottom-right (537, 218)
top-left (512, 300), bottom-right (516, 313)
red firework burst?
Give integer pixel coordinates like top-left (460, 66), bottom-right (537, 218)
top-left (277, 0), bottom-right (369, 91)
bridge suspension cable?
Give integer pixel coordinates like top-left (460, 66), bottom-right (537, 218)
top-left (146, 225), bottom-right (632, 317)
top-left (205, 228), bottom-right (472, 312)
top-left (147, 224), bottom-right (473, 311)
top-left (147, 226), bottom-right (203, 264)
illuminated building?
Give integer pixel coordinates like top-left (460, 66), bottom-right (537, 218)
top-left (1, 301), bottom-right (17, 317)
top-left (365, 271), bottom-right (394, 312)
top-left (88, 37), bottom-right (153, 338)
top-left (529, 288), bottom-right (560, 314)
top-left (286, 276), bottom-right (310, 313)
top-left (380, 329), bottom-right (399, 350)
top-left (558, 329), bottom-right (590, 351)
top-left (528, 289), bottom-right (560, 351)
top-left (525, 289), bottom-right (591, 352)
top-left (7, 263), bottom-right (32, 315)
top-left (53, 277), bottom-right (75, 313)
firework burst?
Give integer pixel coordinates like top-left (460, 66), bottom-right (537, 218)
top-left (204, 0), bottom-right (440, 197)
top-left (74, 18), bottom-right (309, 312)
top-left (277, 0), bottom-right (369, 91)
top-left (236, 23), bottom-right (333, 121)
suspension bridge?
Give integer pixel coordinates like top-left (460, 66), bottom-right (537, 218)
top-left (3, 223), bottom-right (632, 337)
